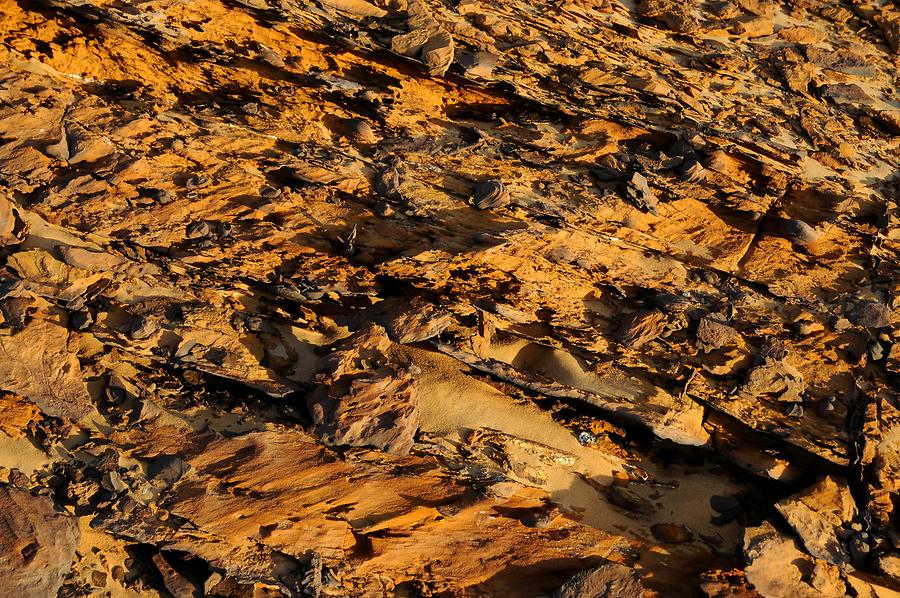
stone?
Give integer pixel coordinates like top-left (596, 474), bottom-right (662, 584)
top-left (774, 476), bottom-right (855, 566)
top-left (651, 522), bottom-right (694, 544)
top-left (846, 301), bottom-right (892, 329)
top-left (554, 560), bottom-right (644, 598)
top-left (472, 179), bottom-right (510, 210)
top-left (0, 485), bottom-right (79, 595)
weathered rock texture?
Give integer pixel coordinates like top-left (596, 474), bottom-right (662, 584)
top-left (0, 0), bottom-right (897, 596)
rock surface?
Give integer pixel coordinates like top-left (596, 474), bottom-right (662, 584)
top-left (0, 0), bottom-right (897, 595)
top-left (775, 476), bottom-right (856, 566)
top-left (0, 485), bottom-right (79, 595)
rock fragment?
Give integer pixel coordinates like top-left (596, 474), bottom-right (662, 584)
top-left (781, 218), bottom-right (821, 246)
top-left (458, 51), bottom-right (498, 78)
top-left (741, 357), bottom-right (806, 403)
top-left (152, 552), bottom-right (201, 598)
top-left (695, 315), bottom-right (741, 352)
top-left (554, 560), bottom-right (644, 598)
top-left (320, 0), bottom-right (387, 18)
top-left (650, 522), bottom-right (694, 544)
top-left (775, 476), bottom-right (855, 566)
top-left (129, 315), bottom-right (157, 340)
top-left (624, 172), bottom-right (659, 214)
top-left (69, 309), bottom-right (93, 331)
top-left (345, 118), bottom-right (377, 143)
top-left (0, 485), bottom-right (79, 595)
top-left (638, 0), bottom-right (699, 32)
top-left (185, 175), bottom-right (210, 190)
top-left (472, 179), bottom-right (509, 210)
top-left (374, 164), bottom-right (402, 198)
top-left (846, 301), bottom-right (892, 329)
top-left (308, 324), bottom-right (420, 454)
top-left (391, 0), bottom-right (455, 76)
top-left (0, 317), bottom-right (94, 420)
top-left (152, 189), bottom-right (173, 204)
top-left (0, 194), bottom-right (28, 246)
top-left (382, 297), bottom-right (452, 344)
top-left (744, 521), bottom-right (849, 598)
top-left (617, 309), bottom-right (667, 348)
top-left (186, 221), bottom-right (211, 239)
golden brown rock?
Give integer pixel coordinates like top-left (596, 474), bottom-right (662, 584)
top-left (0, 485), bottom-right (79, 595)
top-left (0, 0), bottom-right (896, 593)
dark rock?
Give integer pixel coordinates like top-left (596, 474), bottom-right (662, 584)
top-left (260, 185), bottom-right (281, 199)
top-left (472, 179), bottom-right (509, 210)
top-left (817, 397), bottom-right (836, 416)
top-left (185, 175), bottom-right (210, 190)
top-left (847, 300), bottom-right (892, 329)
top-left (0, 297), bottom-right (33, 330)
top-left (696, 315), bottom-right (741, 352)
top-left (868, 340), bottom-right (884, 361)
top-left (849, 532), bottom-right (871, 568)
top-left (605, 485), bottom-right (656, 515)
top-left (651, 522), bottom-right (694, 544)
top-left (375, 165), bottom-right (403, 198)
top-left (69, 310), bottom-right (94, 331)
top-left (624, 171), bottom-right (659, 214)
top-left (186, 221), bottom-right (211, 239)
top-left (781, 218), bottom-right (821, 245)
top-left (710, 494), bottom-right (741, 513)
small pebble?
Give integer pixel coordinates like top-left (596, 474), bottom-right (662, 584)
top-left (185, 175), bottom-right (210, 190)
top-left (868, 340), bottom-right (884, 361)
top-left (710, 494), bottom-right (740, 513)
top-left (781, 218), bottom-right (821, 245)
top-left (373, 201), bottom-right (394, 217)
top-left (650, 523), bottom-right (694, 544)
top-left (817, 398), bottom-right (836, 416)
top-left (186, 221), bottom-right (211, 239)
top-left (577, 431), bottom-right (596, 446)
top-left (260, 186), bottom-right (281, 199)
top-left (346, 118), bottom-right (377, 143)
top-left (787, 404), bottom-right (804, 418)
top-left (153, 189), bottom-right (173, 205)
top-left (472, 179), bottom-right (509, 210)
